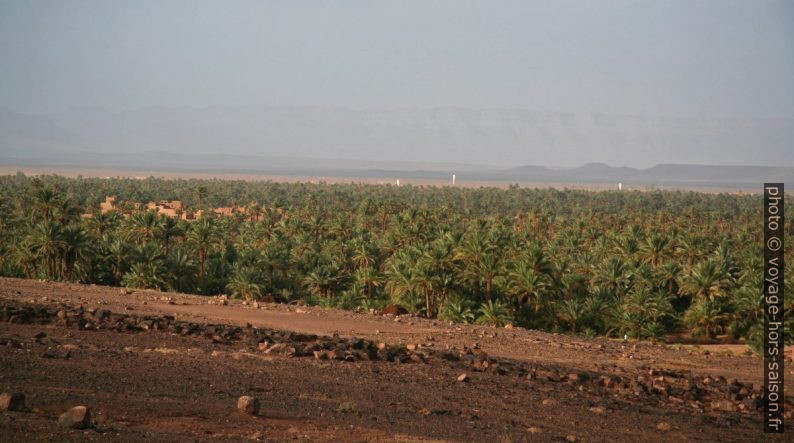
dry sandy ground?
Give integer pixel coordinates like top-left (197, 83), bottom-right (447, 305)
top-left (0, 166), bottom-right (757, 193)
top-left (0, 277), bottom-right (789, 441)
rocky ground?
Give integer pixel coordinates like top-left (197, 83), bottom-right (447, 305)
top-left (0, 277), bottom-right (791, 441)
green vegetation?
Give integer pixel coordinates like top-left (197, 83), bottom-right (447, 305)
top-left (1, 173), bottom-right (791, 346)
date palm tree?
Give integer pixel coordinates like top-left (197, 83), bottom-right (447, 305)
top-left (593, 257), bottom-right (632, 297)
top-left (640, 234), bottom-right (670, 267)
top-left (61, 225), bottom-right (91, 281)
top-left (106, 237), bottom-right (130, 284)
top-left (159, 216), bottom-right (184, 255)
top-left (303, 262), bottom-right (343, 299)
top-left (476, 300), bottom-right (512, 327)
top-left (679, 259), bottom-right (732, 301)
top-left (684, 298), bottom-right (733, 339)
top-left (505, 261), bottom-right (548, 311)
top-left (29, 221), bottom-right (64, 280)
top-left (188, 218), bottom-right (217, 288)
top-left (226, 265), bottom-right (262, 301)
top-left (123, 211), bottom-right (162, 245)
top-left (556, 297), bottom-right (587, 333)
top-left (122, 262), bottom-right (168, 290)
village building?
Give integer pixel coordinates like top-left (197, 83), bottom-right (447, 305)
top-left (100, 196), bottom-right (117, 213)
top-left (94, 196), bottom-right (259, 221)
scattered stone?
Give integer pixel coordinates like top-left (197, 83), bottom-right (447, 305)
top-left (337, 401), bottom-right (357, 413)
top-left (565, 435), bottom-right (577, 442)
top-left (527, 426), bottom-right (542, 434)
top-left (656, 421), bottom-right (672, 432)
top-left (237, 396), bottom-right (260, 415)
top-left (457, 373), bottom-right (469, 382)
top-left (589, 406), bottom-right (606, 415)
top-left (504, 323), bottom-right (513, 329)
top-left (0, 393), bottom-right (25, 411)
top-left (541, 399), bottom-right (556, 406)
top-left (328, 349), bottom-right (346, 361)
top-left (710, 399), bottom-right (738, 412)
top-left (406, 343), bottom-right (418, 351)
top-left (58, 406), bottom-right (92, 429)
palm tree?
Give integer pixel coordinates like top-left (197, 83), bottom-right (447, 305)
top-left (617, 287), bottom-right (674, 340)
top-left (684, 298), bottom-right (733, 339)
top-left (31, 185), bottom-right (61, 221)
top-left (226, 266), bottom-right (262, 301)
top-left (640, 234), bottom-right (669, 267)
top-left (679, 259), bottom-right (732, 301)
top-left (187, 218), bottom-right (217, 288)
top-left (12, 239), bottom-right (39, 278)
top-left (122, 262), bottom-right (168, 290)
top-left (167, 248), bottom-right (197, 293)
top-left (675, 237), bottom-right (703, 267)
top-left (412, 263), bottom-right (440, 317)
top-left (657, 261), bottom-right (683, 295)
top-left (439, 296), bottom-right (475, 324)
top-left (593, 257), bottom-right (632, 297)
top-left (523, 246), bottom-right (554, 277)
top-left (303, 262), bottom-right (343, 299)
top-left (159, 216), bottom-right (184, 255)
top-left (557, 297), bottom-right (586, 333)
top-left (504, 261), bottom-right (548, 311)
top-left (195, 185), bottom-right (208, 209)
top-left (123, 211), bottom-right (162, 245)
top-left (384, 254), bottom-right (421, 310)
top-left (61, 225), bottom-right (91, 281)
top-left (29, 221), bottom-right (64, 280)
top-left (106, 237), bottom-right (130, 284)
top-left (86, 211), bottom-right (119, 238)
top-left (476, 300), bottom-right (512, 327)
top-left (354, 266), bottom-right (382, 299)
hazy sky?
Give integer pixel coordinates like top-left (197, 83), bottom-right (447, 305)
top-left (1, 1), bottom-right (793, 167)
top-left (2, 0), bottom-right (792, 117)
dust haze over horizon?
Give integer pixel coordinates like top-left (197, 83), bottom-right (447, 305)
top-left (1, 0), bottom-right (793, 169)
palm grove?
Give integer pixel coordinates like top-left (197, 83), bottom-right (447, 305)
top-left (1, 173), bottom-right (791, 350)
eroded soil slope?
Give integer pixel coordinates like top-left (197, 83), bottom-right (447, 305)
top-left (0, 277), bottom-right (790, 441)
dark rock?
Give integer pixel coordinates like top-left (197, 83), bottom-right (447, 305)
top-left (0, 392), bottom-right (25, 411)
top-left (380, 305), bottom-right (408, 316)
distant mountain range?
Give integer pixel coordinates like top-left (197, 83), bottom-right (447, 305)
top-left (1, 106), bottom-right (792, 188)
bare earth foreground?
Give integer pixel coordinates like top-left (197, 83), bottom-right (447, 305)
top-left (0, 278), bottom-right (790, 441)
